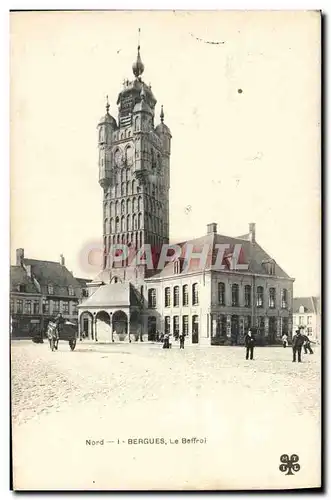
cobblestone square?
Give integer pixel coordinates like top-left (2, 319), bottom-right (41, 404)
top-left (12, 340), bottom-right (321, 490)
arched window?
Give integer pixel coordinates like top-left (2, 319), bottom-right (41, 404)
top-left (126, 215), bottom-right (131, 231)
top-left (121, 182), bottom-right (126, 196)
top-left (110, 202), bottom-right (114, 217)
top-left (258, 317), bottom-right (265, 336)
top-left (126, 145), bottom-right (132, 164)
top-left (269, 288), bottom-right (276, 308)
top-left (133, 214), bottom-right (137, 230)
top-left (121, 216), bottom-right (125, 232)
top-left (138, 213), bottom-right (142, 229)
top-left (121, 169), bottom-right (125, 183)
top-left (134, 116), bottom-right (139, 131)
top-left (147, 316), bottom-right (157, 340)
top-left (257, 286), bottom-right (264, 307)
top-left (244, 285), bottom-right (251, 307)
top-left (218, 282), bottom-right (225, 305)
top-left (110, 218), bottom-right (114, 233)
top-left (192, 283), bottom-right (199, 305)
top-left (132, 197), bottom-right (136, 212)
top-left (121, 200), bottom-right (125, 214)
top-left (182, 285), bottom-right (189, 306)
top-left (138, 196), bottom-right (142, 211)
top-left (115, 201), bottom-right (119, 216)
top-left (127, 199), bottom-right (131, 214)
top-left (126, 181), bottom-right (130, 195)
top-left (132, 180), bottom-right (136, 194)
top-left (165, 287), bottom-right (171, 307)
top-left (173, 286), bottom-right (179, 307)
top-left (232, 284), bottom-right (239, 306)
top-left (281, 289), bottom-right (288, 309)
top-left (115, 216), bottom-right (120, 233)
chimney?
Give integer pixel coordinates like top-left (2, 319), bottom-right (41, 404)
top-left (249, 223), bottom-right (256, 243)
top-left (207, 223), bottom-right (217, 234)
top-left (60, 254), bottom-right (65, 266)
top-left (16, 248), bottom-right (24, 266)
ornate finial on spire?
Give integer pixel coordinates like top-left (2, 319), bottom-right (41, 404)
top-left (160, 105), bottom-right (164, 123)
top-left (140, 86), bottom-right (146, 101)
top-left (106, 95), bottom-right (110, 113)
top-left (132, 28), bottom-right (144, 78)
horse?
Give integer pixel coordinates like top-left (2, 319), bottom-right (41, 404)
top-left (46, 321), bottom-right (59, 351)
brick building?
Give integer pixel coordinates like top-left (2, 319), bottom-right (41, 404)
top-left (10, 248), bottom-right (91, 338)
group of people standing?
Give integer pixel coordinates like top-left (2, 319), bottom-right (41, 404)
top-left (161, 332), bottom-right (186, 349)
top-left (244, 328), bottom-right (315, 362)
top-left (159, 327), bottom-right (315, 361)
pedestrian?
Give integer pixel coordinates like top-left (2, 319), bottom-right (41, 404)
top-left (244, 329), bottom-right (255, 360)
top-left (292, 329), bottom-right (305, 362)
top-left (179, 333), bottom-right (185, 349)
top-left (302, 335), bottom-right (314, 355)
top-left (282, 333), bottom-right (288, 348)
top-left (163, 332), bottom-right (170, 349)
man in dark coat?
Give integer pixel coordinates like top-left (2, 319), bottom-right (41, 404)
top-left (292, 329), bottom-right (305, 362)
top-left (244, 329), bottom-right (255, 360)
top-left (302, 334), bottom-right (314, 354)
top-left (179, 333), bottom-right (185, 349)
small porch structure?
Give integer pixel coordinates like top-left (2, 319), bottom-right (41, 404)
top-left (78, 282), bottom-right (144, 342)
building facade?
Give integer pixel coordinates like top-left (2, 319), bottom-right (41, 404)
top-left (293, 296), bottom-right (321, 343)
top-left (10, 248), bottom-right (91, 338)
top-left (78, 44), bottom-right (294, 346)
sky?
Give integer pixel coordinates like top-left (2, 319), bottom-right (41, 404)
top-left (10, 10), bottom-right (321, 296)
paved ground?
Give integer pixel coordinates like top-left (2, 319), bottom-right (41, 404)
top-left (12, 340), bottom-right (321, 490)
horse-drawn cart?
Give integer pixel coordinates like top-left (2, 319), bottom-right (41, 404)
top-left (46, 320), bottom-right (77, 351)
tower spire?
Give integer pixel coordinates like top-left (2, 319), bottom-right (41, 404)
top-left (160, 105), bottom-right (164, 123)
top-left (106, 94), bottom-right (110, 113)
top-left (132, 28), bottom-right (144, 78)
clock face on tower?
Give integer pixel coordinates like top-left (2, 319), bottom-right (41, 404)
top-left (114, 149), bottom-right (123, 167)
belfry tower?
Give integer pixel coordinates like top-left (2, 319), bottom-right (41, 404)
top-left (97, 43), bottom-right (171, 284)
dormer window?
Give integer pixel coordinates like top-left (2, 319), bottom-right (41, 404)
top-left (68, 285), bottom-right (75, 297)
top-left (48, 284), bottom-right (54, 295)
top-left (17, 284), bottom-right (26, 293)
top-left (263, 259), bottom-right (275, 275)
top-left (174, 258), bottom-right (184, 275)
